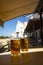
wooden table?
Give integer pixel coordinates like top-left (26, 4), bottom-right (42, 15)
top-left (0, 51), bottom-right (43, 65)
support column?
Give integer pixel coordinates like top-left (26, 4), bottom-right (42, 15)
top-left (40, 7), bottom-right (43, 45)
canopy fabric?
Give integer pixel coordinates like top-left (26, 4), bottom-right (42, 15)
top-left (0, 0), bottom-right (43, 24)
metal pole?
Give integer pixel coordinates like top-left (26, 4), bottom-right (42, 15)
top-left (32, 17), bottom-right (36, 45)
top-left (40, 7), bottom-right (43, 45)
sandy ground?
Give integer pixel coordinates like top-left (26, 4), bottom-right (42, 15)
top-left (0, 38), bottom-right (10, 46)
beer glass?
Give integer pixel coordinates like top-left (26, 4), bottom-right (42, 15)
top-left (21, 37), bottom-right (29, 51)
top-left (11, 39), bottom-right (20, 56)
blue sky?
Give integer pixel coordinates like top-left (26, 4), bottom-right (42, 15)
top-left (0, 14), bottom-right (33, 37)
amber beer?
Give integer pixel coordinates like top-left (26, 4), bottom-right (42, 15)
top-left (21, 37), bottom-right (29, 51)
top-left (11, 39), bottom-right (20, 56)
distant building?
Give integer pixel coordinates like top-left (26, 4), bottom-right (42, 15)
top-left (24, 17), bottom-right (43, 46)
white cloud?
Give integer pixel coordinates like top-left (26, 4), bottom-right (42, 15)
top-left (26, 14), bottom-right (33, 19)
top-left (11, 32), bottom-right (17, 38)
top-left (11, 20), bottom-right (28, 38)
top-left (16, 20), bottom-right (27, 33)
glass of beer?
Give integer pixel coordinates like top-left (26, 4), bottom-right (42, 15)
top-left (11, 39), bottom-right (21, 56)
top-left (21, 37), bottom-right (29, 51)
